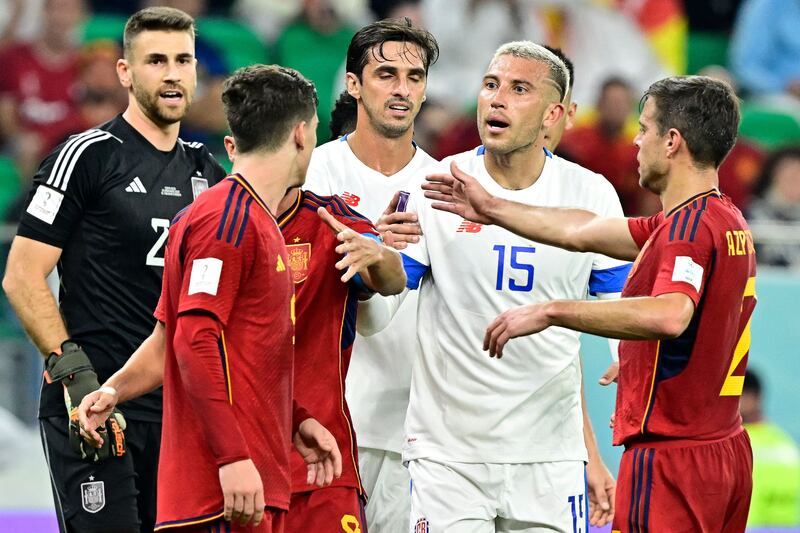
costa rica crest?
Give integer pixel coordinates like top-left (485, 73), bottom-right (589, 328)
top-left (286, 243), bottom-right (311, 283)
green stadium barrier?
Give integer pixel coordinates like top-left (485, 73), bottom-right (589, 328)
top-left (0, 156), bottom-right (21, 220)
top-left (740, 105), bottom-right (800, 150)
top-left (687, 31), bottom-right (730, 74)
top-left (197, 17), bottom-right (269, 72)
top-left (79, 14), bottom-right (126, 44)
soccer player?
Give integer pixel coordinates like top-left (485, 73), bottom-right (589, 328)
top-left (273, 185), bottom-right (406, 533)
top-left (362, 41), bottom-right (631, 531)
top-left (302, 18), bottom-right (440, 532)
top-left (2, 7), bottom-right (226, 532)
top-left (425, 75), bottom-right (755, 532)
top-left (78, 63), bottom-right (347, 532)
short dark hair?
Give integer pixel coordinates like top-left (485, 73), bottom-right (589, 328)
top-left (743, 369), bottom-right (762, 395)
top-left (123, 7), bottom-right (195, 58)
top-left (544, 45), bottom-right (574, 92)
top-left (222, 65), bottom-right (318, 154)
top-left (642, 76), bottom-right (740, 168)
top-left (329, 91), bottom-right (358, 140)
top-left (346, 17), bottom-right (439, 80)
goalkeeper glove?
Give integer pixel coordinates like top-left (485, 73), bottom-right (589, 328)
top-left (44, 341), bottom-right (126, 462)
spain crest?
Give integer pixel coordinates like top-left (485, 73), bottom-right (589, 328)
top-left (81, 480), bottom-right (105, 513)
top-left (286, 243), bottom-right (311, 284)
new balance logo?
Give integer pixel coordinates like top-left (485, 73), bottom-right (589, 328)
top-left (125, 177), bottom-right (147, 194)
top-left (341, 191), bottom-right (360, 206)
top-left (456, 220), bottom-right (483, 233)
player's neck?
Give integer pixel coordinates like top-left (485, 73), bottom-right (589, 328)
top-left (232, 151), bottom-right (297, 214)
top-left (484, 143), bottom-right (547, 190)
top-left (122, 105), bottom-right (180, 152)
top-left (660, 163), bottom-right (719, 215)
top-left (346, 125), bottom-right (416, 176)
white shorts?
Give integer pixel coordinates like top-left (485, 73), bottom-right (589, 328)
top-left (359, 447), bottom-right (411, 533)
top-left (408, 458), bottom-right (587, 533)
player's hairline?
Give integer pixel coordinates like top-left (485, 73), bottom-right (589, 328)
top-left (491, 41), bottom-right (570, 102)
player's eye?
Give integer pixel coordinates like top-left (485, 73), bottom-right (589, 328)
top-left (485, 81), bottom-right (498, 90)
top-left (513, 85), bottom-right (527, 94)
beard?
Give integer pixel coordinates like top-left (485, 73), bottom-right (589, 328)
top-left (131, 78), bottom-right (191, 126)
top-left (362, 97), bottom-right (414, 139)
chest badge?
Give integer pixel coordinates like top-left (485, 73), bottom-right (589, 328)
top-left (191, 176), bottom-right (209, 199)
top-left (286, 243), bottom-right (311, 284)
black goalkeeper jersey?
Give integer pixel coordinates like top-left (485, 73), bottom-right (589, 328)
top-left (18, 115), bottom-right (226, 421)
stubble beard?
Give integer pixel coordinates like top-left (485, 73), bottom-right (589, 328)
top-left (131, 80), bottom-right (190, 127)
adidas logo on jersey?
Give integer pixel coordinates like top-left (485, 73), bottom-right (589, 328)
top-left (341, 191), bottom-right (360, 206)
top-left (125, 177), bottom-right (147, 194)
top-left (456, 220), bottom-right (483, 233)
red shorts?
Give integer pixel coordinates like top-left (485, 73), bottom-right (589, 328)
top-left (612, 428), bottom-right (752, 533)
top-left (286, 487), bottom-right (367, 533)
top-left (167, 508), bottom-right (286, 533)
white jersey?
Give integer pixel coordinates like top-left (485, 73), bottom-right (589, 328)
top-left (304, 135), bottom-right (438, 453)
top-left (401, 147), bottom-right (631, 464)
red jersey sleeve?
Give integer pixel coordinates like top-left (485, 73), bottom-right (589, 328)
top-left (627, 213), bottom-right (665, 249)
top-left (176, 210), bottom-right (255, 325)
top-left (328, 195), bottom-right (378, 236)
top-left (648, 219), bottom-right (714, 306)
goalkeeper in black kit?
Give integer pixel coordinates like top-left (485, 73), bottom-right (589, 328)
top-left (2, 7), bottom-right (225, 533)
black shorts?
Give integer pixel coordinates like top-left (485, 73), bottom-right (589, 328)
top-left (40, 415), bottom-right (161, 533)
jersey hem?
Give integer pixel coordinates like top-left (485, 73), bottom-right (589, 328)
top-left (402, 444), bottom-right (589, 465)
top-left (622, 425), bottom-right (744, 450)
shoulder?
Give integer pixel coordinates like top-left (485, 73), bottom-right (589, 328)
top-left (303, 190), bottom-right (373, 226)
top-left (310, 138), bottom-right (347, 164)
top-left (550, 154), bottom-right (616, 191)
top-left (40, 127), bottom-right (123, 189)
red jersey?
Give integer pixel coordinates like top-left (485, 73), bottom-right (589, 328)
top-left (0, 43), bottom-right (81, 154)
top-left (154, 174), bottom-right (295, 529)
top-left (277, 190), bottom-right (377, 494)
top-left (615, 190), bottom-right (757, 446)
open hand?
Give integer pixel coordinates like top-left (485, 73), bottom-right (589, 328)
top-left (293, 418), bottom-right (343, 487)
top-left (219, 459), bottom-right (265, 526)
top-left (318, 206), bottom-right (388, 282)
top-left (423, 160), bottom-right (494, 224)
top-left (484, 303), bottom-right (552, 358)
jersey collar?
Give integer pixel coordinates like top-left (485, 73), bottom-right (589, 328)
top-left (228, 173), bottom-right (273, 218)
top-left (277, 189), bottom-right (303, 228)
top-left (666, 189), bottom-right (720, 217)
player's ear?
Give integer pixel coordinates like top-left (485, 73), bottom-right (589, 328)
top-left (346, 72), bottom-right (361, 101)
top-left (566, 102), bottom-right (577, 130)
top-left (117, 59), bottom-right (132, 88)
top-left (293, 121), bottom-right (307, 152)
top-left (223, 136), bottom-right (236, 162)
top-left (666, 128), bottom-right (682, 158)
top-left (543, 102), bottom-right (566, 129)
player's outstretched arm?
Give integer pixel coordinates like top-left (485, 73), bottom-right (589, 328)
top-left (423, 161), bottom-right (641, 262)
top-left (485, 292), bottom-right (695, 358)
top-left (78, 322), bottom-right (166, 446)
top-left (317, 206), bottom-right (406, 295)
top-left (2, 236), bottom-right (69, 355)
top-left (293, 417), bottom-right (343, 487)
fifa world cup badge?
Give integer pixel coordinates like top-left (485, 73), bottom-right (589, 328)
top-left (191, 176), bottom-right (209, 200)
top-left (81, 477), bottom-right (105, 513)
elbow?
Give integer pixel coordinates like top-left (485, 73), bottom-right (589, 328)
top-left (653, 311), bottom-right (692, 339)
top-left (2, 266), bottom-right (23, 301)
top-left (566, 235), bottom-right (590, 254)
top-left (375, 275), bottom-right (406, 297)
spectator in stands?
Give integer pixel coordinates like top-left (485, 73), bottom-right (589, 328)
top-left (75, 40), bottom-right (127, 129)
top-left (730, 0), bottom-right (800, 116)
top-left (370, 0), bottom-right (423, 25)
top-left (0, 0), bottom-right (86, 178)
top-left (740, 369), bottom-right (800, 527)
top-left (559, 76), bottom-right (645, 215)
top-left (274, 0), bottom-right (358, 143)
top-left (747, 146), bottom-right (800, 270)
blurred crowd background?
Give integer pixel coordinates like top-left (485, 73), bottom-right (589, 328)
top-left (0, 0), bottom-right (799, 529)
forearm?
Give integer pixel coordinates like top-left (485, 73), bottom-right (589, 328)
top-left (104, 323), bottom-right (166, 403)
top-left (362, 246), bottom-right (407, 296)
top-left (545, 296), bottom-right (690, 340)
top-left (580, 364), bottom-right (601, 461)
top-left (175, 313), bottom-right (250, 465)
top-left (3, 270), bottom-right (68, 356)
top-left (356, 290), bottom-right (406, 336)
top-left (484, 198), bottom-right (638, 261)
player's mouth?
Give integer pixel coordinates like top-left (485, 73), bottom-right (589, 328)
top-left (159, 89), bottom-right (185, 106)
top-left (485, 115), bottom-right (510, 133)
top-left (386, 100), bottom-right (412, 117)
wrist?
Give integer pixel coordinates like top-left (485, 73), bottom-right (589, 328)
top-left (482, 195), bottom-right (502, 223)
top-left (98, 385), bottom-right (118, 399)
